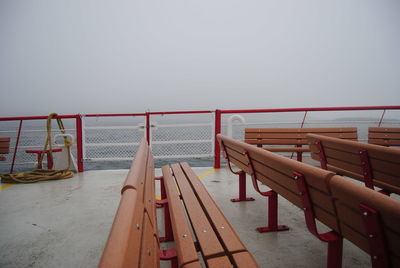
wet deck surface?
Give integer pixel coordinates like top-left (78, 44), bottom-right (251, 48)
top-left (0, 165), bottom-right (372, 267)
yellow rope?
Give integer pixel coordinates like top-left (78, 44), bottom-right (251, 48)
top-left (0, 113), bottom-right (74, 184)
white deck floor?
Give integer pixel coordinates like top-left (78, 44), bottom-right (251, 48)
top-left (0, 166), bottom-right (371, 268)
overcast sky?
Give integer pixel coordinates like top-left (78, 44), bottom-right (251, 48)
top-left (1, 0), bottom-right (399, 116)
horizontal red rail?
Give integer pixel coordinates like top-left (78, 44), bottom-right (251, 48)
top-left (220, 106), bottom-right (400, 114)
top-left (0, 115), bottom-right (78, 121)
top-left (85, 113), bottom-right (146, 117)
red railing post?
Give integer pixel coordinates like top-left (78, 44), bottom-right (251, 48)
top-left (214, 109), bottom-right (221, 168)
top-left (75, 114), bottom-right (84, 172)
top-left (10, 120), bottom-right (23, 174)
top-left (146, 112), bottom-right (150, 145)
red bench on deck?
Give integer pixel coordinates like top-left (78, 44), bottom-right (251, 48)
top-left (0, 137), bottom-right (10, 161)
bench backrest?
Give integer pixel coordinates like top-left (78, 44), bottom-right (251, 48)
top-left (0, 137), bottom-right (10, 161)
top-left (218, 134), bottom-right (341, 234)
top-left (368, 127), bottom-right (400, 147)
top-left (307, 133), bottom-right (400, 195)
top-left (99, 138), bottom-right (159, 268)
top-left (244, 127), bottom-right (357, 149)
top-left (329, 175), bottom-right (400, 267)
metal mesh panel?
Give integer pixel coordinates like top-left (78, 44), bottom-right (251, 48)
top-left (83, 116), bottom-right (145, 162)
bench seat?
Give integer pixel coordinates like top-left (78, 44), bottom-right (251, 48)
top-left (161, 162), bottom-right (258, 267)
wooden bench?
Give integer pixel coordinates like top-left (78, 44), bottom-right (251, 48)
top-left (244, 127), bottom-right (358, 161)
top-left (217, 134), bottom-right (400, 268)
top-left (368, 127), bottom-right (400, 147)
top-left (99, 138), bottom-right (258, 268)
top-left (0, 137), bottom-right (10, 161)
top-left (99, 138), bottom-right (159, 267)
top-left (307, 133), bottom-right (400, 196)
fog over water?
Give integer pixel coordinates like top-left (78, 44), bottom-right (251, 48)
top-left (1, 0), bottom-right (400, 117)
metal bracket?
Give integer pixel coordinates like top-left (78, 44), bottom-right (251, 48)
top-left (294, 171), bottom-right (343, 268)
top-left (244, 150), bottom-right (289, 233)
top-left (359, 203), bottom-right (390, 268)
top-left (358, 149), bottom-right (375, 190)
top-left (221, 141), bottom-right (255, 202)
top-left (315, 140), bottom-right (327, 170)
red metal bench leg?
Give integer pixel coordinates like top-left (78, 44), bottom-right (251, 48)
top-left (256, 190), bottom-right (289, 233)
top-left (36, 153), bottom-right (43, 169)
top-left (324, 232), bottom-right (343, 268)
top-left (160, 249), bottom-right (178, 268)
top-left (46, 151), bottom-right (54, 169)
top-left (230, 170), bottom-right (255, 202)
top-left (158, 176), bottom-right (174, 242)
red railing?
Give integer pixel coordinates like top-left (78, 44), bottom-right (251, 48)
top-left (0, 105), bottom-right (399, 172)
top-left (213, 106), bottom-right (400, 168)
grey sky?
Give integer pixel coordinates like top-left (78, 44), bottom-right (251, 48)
top-left (1, 0), bottom-right (399, 116)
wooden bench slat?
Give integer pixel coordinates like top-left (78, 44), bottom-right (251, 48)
top-left (170, 163), bottom-right (228, 260)
top-left (369, 127), bottom-right (400, 133)
top-left (140, 212), bottom-right (160, 268)
top-left (245, 139), bottom-right (309, 145)
top-left (245, 127), bottom-right (357, 133)
top-left (122, 139), bottom-right (149, 193)
top-left (99, 189), bottom-right (144, 268)
top-left (206, 256), bottom-right (234, 267)
top-left (145, 153), bottom-right (157, 229)
top-left (180, 162), bottom-right (251, 254)
top-left (245, 133), bottom-right (357, 139)
top-left (264, 147), bottom-right (310, 152)
top-left (369, 133), bottom-right (400, 139)
top-left (161, 165), bottom-right (200, 266)
top-left (368, 139), bottom-right (400, 146)
top-left (0, 143), bottom-right (10, 148)
top-left (182, 262), bottom-right (203, 268)
top-left (232, 252), bottom-right (261, 267)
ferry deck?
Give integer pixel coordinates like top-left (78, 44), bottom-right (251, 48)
top-left (1, 106), bottom-right (399, 267)
top-left (0, 163), bottom-right (373, 268)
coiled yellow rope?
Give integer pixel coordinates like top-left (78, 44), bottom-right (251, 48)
top-left (0, 113), bottom-right (74, 183)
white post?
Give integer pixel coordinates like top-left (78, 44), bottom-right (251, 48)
top-left (227, 115), bottom-right (246, 138)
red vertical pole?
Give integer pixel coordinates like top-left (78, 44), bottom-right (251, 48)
top-left (10, 120), bottom-right (23, 174)
top-left (378, 109), bottom-right (386, 127)
top-left (214, 109), bottom-right (221, 168)
top-left (75, 115), bottom-right (84, 172)
top-left (146, 112), bottom-right (150, 145)
top-left (230, 171), bottom-right (255, 202)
